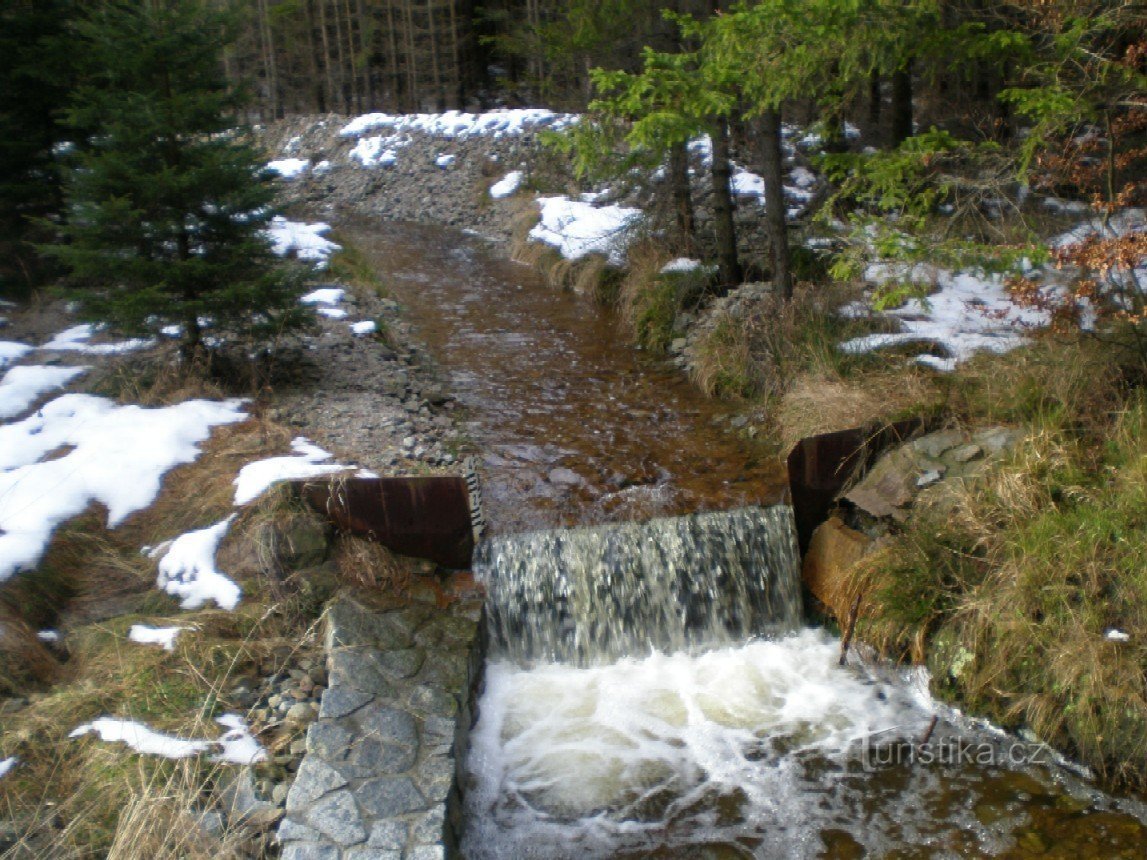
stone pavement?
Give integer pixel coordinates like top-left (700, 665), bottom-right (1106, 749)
top-left (278, 591), bottom-right (483, 859)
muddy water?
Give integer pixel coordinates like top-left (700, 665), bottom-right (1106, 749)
top-left (344, 221), bottom-right (785, 533)
top-left (346, 220), bottom-right (1147, 858)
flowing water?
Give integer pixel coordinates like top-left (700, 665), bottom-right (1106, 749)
top-left (347, 221), bottom-right (1147, 858)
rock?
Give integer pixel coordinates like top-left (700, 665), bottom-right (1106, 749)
top-left (218, 768), bottom-right (279, 824)
top-left (669, 337), bottom-right (687, 354)
top-left (281, 842), bottom-right (341, 860)
top-left (729, 415), bottom-right (749, 429)
top-left (357, 776), bottom-right (427, 817)
top-left (947, 443), bottom-right (983, 464)
top-left (278, 510), bottom-right (330, 570)
top-left (286, 702), bottom-right (318, 726)
top-left (547, 467), bottom-right (582, 486)
top-left (305, 789), bottom-right (367, 845)
top-left (844, 446), bottom-right (919, 520)
top-left (319, 687), bottom-right (374, 720)
top-left (368, 819), bottom-right (408, 849)
top-left (802, 517), bottom-right (872, 622)
top-left (285, 758), bottom-right (348, 813)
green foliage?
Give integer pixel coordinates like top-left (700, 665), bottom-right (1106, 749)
top-left (47, 1), bottom-right (310, 351)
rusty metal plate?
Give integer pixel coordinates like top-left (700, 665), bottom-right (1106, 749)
top-left (295, 476), bottom-right (475, 569)
top-left (786, 418), bottom-right (926, 552)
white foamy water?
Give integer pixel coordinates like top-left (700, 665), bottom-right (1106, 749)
top-left (464, 629), bottom-right (941, 859)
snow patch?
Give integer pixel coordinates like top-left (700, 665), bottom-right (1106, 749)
top-left (0, 365), bottom-right (88, 420)
top-left (0, 341), bottom-right (32, 368)
top-left (489, 170), bottom-right (523, 199)
top-left (152, 516), bottom-right (240, 610)
top-left (341, 108), bottom-right (576, 140)
top-left (350, 136), bottom-right (399, 168)
top-left (0, 394), bottom-right (247, 581)
top-left (266, 158), bottom-right (310, 179)
top-left (265, 217), bottom-right (340, 266)
top-left (660, 258), bottom-right (703, 274)
top-left (318, 307), bottom-right (348, 320)
top-left (0, 758), bottom-right (16, 779)
top-left (41, 324), bottom-right (153, 355)
top-left (436, 153), bottom-right (456, 168)
top-left (128, 624), bottom-right (187, 651)
top-left (37, 629), bottom-right (59, 643)
top-left (350, 320), bottom-right (377, 336)
top-left (300, 287), bottom-right (345, 305)
top-left (1106, 629), bottom-right (1131, 643)
top-left (70, 714), bottom-right (264, 764)
top-left (233, 436), bottom-right (356, 506)
top-left (529, 197), bottom-right (643, 266)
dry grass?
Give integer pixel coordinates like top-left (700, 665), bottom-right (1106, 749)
top-left (847, 387), bottom-right (1147, 789)
top-left (334, 535), bottom-right (409, 592)
top-left (776, 368), bottom-right (941, 452)
top-left (0, 387), bottom-right (339, 856)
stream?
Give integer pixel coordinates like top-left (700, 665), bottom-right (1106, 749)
top-left (346, 220), bottom-right (1147, 859)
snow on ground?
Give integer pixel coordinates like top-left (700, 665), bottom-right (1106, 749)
top-left (0, 341), bottom-right (32, 368)
top-left (318, 307), bottom-right (348, 319)
top-left (341, 108), bottom-right (577, 140)
top-left (266, 158), bottom-right (310, 179)
top-left (70, 714), bottom-right (264, 764)
top-left (436, 153), bottom-right (456, 168)
top-left (489, 170), bottom-right (523, 199)
top-left (660, 258), bottom-right (704, 275)
top-left (36, 630), bottom-right (59, 643)
top-left (151, 516), bottom-right (240, 610)
top-left (529, 197), bottom-right (643, 266)
top-left (265, 217), bottom-right (340, 265)
top-left (0, 394), bottom-right (247, 582)
top-left (839, 265), bottom-right (1049, 371)
top-left (350, 320), bottom-right (377, 336)
top-left (0, 365), bottom-right (88, 420)
top-left (301, 287), bottom-right (345, 305)
top-left (350, 136), bottom-right (399, 168)
top-left (40, 324), bottom-right (153, 355)
top-left (128, 624), bottom-right (187, 651)
top-left (0, 758), bottom-right (16, 779)
top-left (232, 436), bottom-right (359, 506)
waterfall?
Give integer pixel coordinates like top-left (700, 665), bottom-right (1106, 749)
top-left (475, 505), bottom-right (802, 666)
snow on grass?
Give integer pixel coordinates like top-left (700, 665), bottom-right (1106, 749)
top-left (1106, 629), bottom-right (1131, 643)
top-left (349, 320), bottom-right (377, 336)
top-left (0, 341), bottom-right (32, 368)
top-left (40, 324), bottom-right (153, 355)
top-left (660, 258), bottom-right (704, 274)
top-left (36, 629), bottom-right (59, 643)
top-left (0, 757), bottom-right (16, 779)
top-left (839, 267), bottom-right (1047, 371)
top-left (69, 714), bottom-right (265, 764)
top-left (300, 287), bottom-right (345, 305)
top-left (317, 307), bottom-right (348, 320)
top-left (529, 196), bottom-right (643, 266)
top-left (265, 217), bottom-right (340, 266)
top-left (0, 365), bottom-right (88, 420)
top-left (151, 515), bottom-right (240, 611)
top-left (350, 136), bottom-right (399, 168)
top-left (266, 158), bottom-right (310, 179)
top-left (0, 393), bottom-right (247, 582)
top-left (128, 624), bottom-right (187, 651)
top-left (489, 170), bottom-right (523, 199)
top-left (341, 108), bottom-right (577, 140)
top-left (233, 436), bottom-right (357, 506)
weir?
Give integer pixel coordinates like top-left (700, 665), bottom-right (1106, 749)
top-left (476, 505), bottom-right (802, 666)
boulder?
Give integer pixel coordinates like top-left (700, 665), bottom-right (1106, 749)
top-left (801, 517), bottom-right (871, 621)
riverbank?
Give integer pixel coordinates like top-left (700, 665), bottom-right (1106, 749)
top-left (0, 225), bottom-right (486, 858)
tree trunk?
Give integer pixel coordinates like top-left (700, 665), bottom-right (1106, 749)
top-left (318, 0), bottom-right (337, 112)
top-left (755, 108), bottom-right (792, 300)
top-left (668, 140), bottom-right (695, 254)
top-left (891, 60), bottom-right (914, 146)
top-left (708, 120), bottom-right (742, 291)
top-left (305, 0), bottom-right (328, 112)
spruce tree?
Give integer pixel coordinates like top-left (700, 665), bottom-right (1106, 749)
top-left (0, 0), bottom-right (74, 296)
top-left (50, 0), bottom-right (309, 354)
